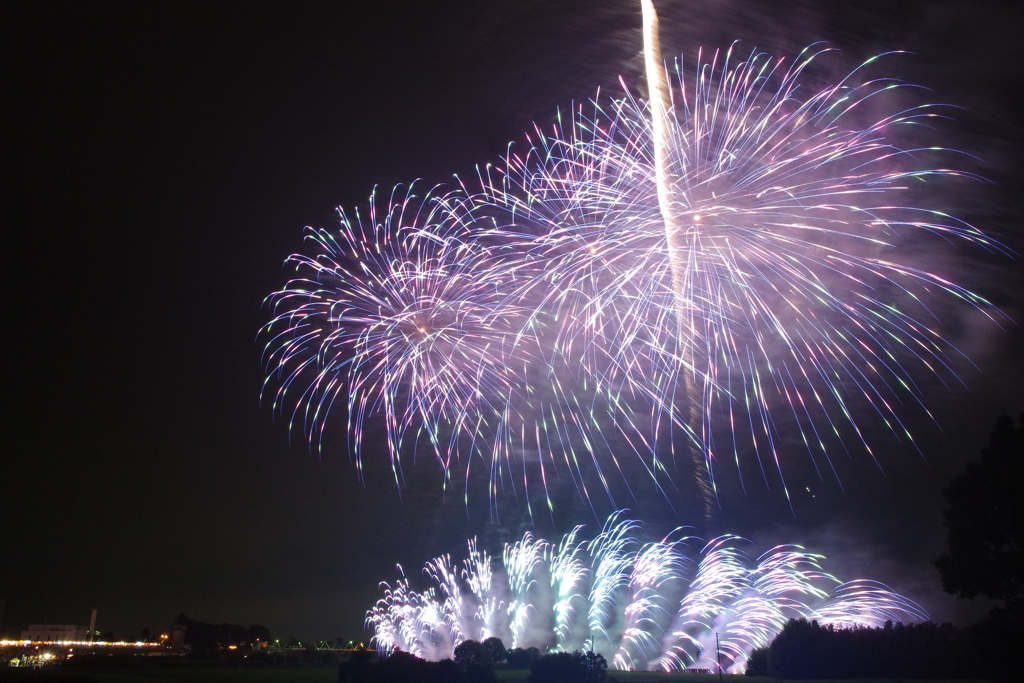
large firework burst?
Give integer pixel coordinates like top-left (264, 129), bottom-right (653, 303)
top-left (262, 3), bottom-right (1002, 509)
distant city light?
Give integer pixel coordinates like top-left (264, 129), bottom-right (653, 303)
top-left (0, 639), bottom-right (163, 647)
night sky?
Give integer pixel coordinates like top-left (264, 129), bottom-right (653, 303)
top-left (6, 0), bottom-right (1023, 642)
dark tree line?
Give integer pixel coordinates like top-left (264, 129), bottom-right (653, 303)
top-left (527, 650), bottom-right (606, 683)
top-left (746, 619), bottom-right (978, 679)
top-left (339, 639), bottom-right (606, 683)
top-left (453, 637), bottom-right (507, 667)
top-left (506, 646), bottom-right (541, 669)
top-left (745, 415), bottom-right (1024, 681)
top-left (173, 613), bottom-right (270, 650)
top-left (339, 650), bottom-right (496, 683)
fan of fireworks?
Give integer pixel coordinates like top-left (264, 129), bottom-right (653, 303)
top-left (262, 1), bottom-right (1004, 510)
top-left (366, 512), bottom-right (927, 672)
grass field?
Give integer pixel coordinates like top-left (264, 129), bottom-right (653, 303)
top-left (0, 667), bottom-right (991, 683)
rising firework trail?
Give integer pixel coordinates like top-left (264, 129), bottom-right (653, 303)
top-left (262, 2), bottom-right (1005, 511)
top-left (366, 512), bottom-right (927, 671)
top-left (641, 0), bottom-right (715, 520)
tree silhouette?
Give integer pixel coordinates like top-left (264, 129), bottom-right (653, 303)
top-left (481, 637), bottom-right (505, 664)
top-left (453, 639), bottom-right (488, 665)
top-left (934, 414), bottom-right (1024, 607)
top-left (934, 413), bottom-right (1024, 682)
top-left (747, 618), bottom-right (978, 679)
top-left (527, 651), bottom-right (606, 683)
top-left (506, 647), bottom-right (540, 669)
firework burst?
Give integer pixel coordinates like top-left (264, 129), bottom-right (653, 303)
top-left (262, 4), bottom-right (1003, 509)
top-left (472, 36), bottom-right (1003, 507)
top-left (261, 184), bottom-right (529, 485)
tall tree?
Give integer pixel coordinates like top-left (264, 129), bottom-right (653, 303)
top-left (934, 414), bottom-right (1024, 608)
top-left (481, 637), bottom-right (506, 664)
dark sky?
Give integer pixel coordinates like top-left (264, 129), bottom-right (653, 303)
top-left (5, 0), bottom-right (1023, 642)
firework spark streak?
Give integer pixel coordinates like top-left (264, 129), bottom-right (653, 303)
top-left (642, 0), bottom-right (714, 519)
top-left (366, 513), bottom-right (927, 671)
top-left (262, 3), bottom-right (1004, 508)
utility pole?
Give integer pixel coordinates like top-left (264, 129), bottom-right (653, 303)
top-left (716, 631), bottom-right (723, 683)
